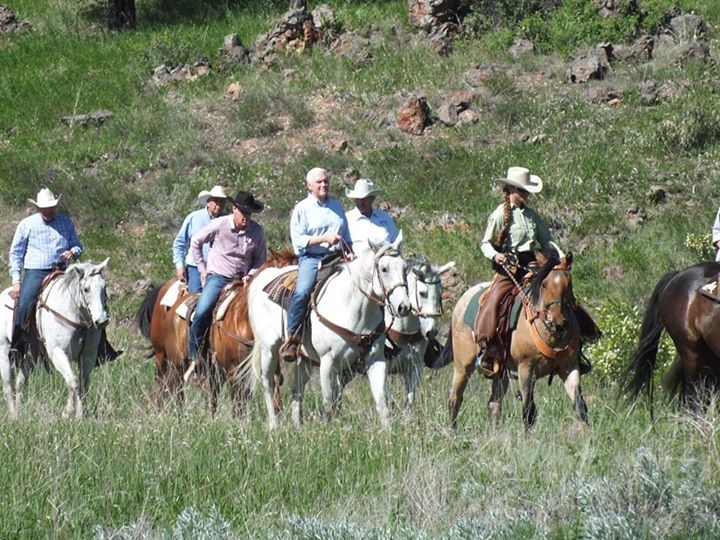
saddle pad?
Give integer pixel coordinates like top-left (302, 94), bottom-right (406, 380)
top-left (215, 288), bottom-right (237, 321)
top-left (263, 268), bottom-right (298, 309)
top-left (175, 296), bottom-right (198, 321)
top-left (463, 282), bottom-right (523, 331)
top-left (160, 280), bottom-right (183, 308)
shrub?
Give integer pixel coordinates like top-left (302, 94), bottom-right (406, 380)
top-left (585, 299), bottom-right (674, 384)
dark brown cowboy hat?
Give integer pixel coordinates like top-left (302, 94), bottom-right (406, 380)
top-left (229, 191), bottom-right (264, 213)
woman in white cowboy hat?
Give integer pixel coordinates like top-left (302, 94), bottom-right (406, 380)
top-left (172, 185), bottom-right (228, 293)
top-left (344, 178), bottom-right (399, 254)
top-left (474, 167), bottom-right (556, 376)
top-left (8, 187), bottom-right (121, 363)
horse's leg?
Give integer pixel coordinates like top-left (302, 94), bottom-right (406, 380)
top-left (449, 363), bottom-right (473, 431)
top-left (403, 349), bottom-right (423, 410)
top-left (0, 345), bottom-right (17, 418)
top-left (291, 360), bottom-right (311, 428)
top-left (47, 345), bottom-right (80, 419)
top-left (366, 357), bottom-right (391, 428)
top-left (318, 355), bottom-right (342, 422)
top-left (488, 371), bottom-right (510, 429)
top-left (151, 349), bottom-right (169, 410)
top-left (206, 362), bottom-right (223, 417)
top-left (258, 345), bottom-right (281, 429)
top-left (77, 335), bottom-right (101, 419)
top-left (561, 368), bottom-right (589, 426)
top-left (14, 363), bottom-right (29, 414)
top-left (517, 364), bottom-right (538, 432)
top-left (272, 364), bottom-right (283, 416)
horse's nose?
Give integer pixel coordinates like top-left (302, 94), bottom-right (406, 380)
top-left (397, 299), bottom-right (411, 317)
top-left (96, 315), bottom-right (110, 328)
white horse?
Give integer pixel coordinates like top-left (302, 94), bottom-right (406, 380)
top-left (384, 259), bottom-right (455, 408)
top-left (0, 259), bottom-right (110, 419)
top-left (248, 236), bottom-right (410, 429)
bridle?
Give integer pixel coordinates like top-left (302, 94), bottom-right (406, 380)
top-left (38, 273), bottom-right (98, 331)
top-left (354, 244), bottom-right (408, 317)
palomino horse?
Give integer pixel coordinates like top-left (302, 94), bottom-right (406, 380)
top-left (447, 253), bottom-right (587, 431)
top-left (0, 259), bottom-right (111, 418)
top-left (136, 249), bottom-right (295, 415)
top-left (248, 235), bottom-right (411, 429)
top-left (624, 262), bottom-right (720, 413)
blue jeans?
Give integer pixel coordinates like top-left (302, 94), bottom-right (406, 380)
top-left (12, 269), bottom-right (51, 345)
top-left (188, 274), bottom-right (232, 359)
top-left (286, 254), bottom-right (323, 335)
top-left (186, 265), bottom-right (202, 294)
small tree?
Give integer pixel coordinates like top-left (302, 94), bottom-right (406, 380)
top-left (108, 0), bottom-right (136, 29)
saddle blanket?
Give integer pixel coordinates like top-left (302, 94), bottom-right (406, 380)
top-left (463, 281), bottom-right (523, 332)
top-left (160, 280), bottom-right (184, 308)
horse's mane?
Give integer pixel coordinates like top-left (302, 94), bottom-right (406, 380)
top-left (57, 262), bottom-right (92, 295)
top-left (527, 256), bottom-right (561, 305)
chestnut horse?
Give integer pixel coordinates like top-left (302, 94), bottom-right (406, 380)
top-left (447, 253), bottom-right (587, 432)
top-left (136, 249), bottom-right (296, 415)
top-left (624, 261), bottom-right (720, 414)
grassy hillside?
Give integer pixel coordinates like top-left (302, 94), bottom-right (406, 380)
top-left (1, 0), bottom-right (720, 537)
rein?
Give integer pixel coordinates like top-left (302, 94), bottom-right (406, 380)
top-left (508, 261), bottom-right (578, 360)
top-left (310, 245), bottom-right (405, 355)
top-left (37, 277), bottom-right (93, 330)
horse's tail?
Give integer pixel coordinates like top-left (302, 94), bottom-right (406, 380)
top-left (623, 270), bottom-right (678, 402)
top-left (232, 342), bottom-right (257, 395)
top-left (250, 339), bottom-right (263, 383)
top-left (431, 327), bottom-right (454, 369)
top-left (136, 285), bottom-right (161, 341)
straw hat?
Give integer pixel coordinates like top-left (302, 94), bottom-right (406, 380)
top-left (28, 188), bottom-right (61, 208)
top-left (495, 167), bottom-right (543, 194)
top-left (197, 185), bottom-right (228, 204)
top-left (345, 179), bottom-right (383, 199)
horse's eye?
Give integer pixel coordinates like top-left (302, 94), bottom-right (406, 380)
top-left (380, 265), bottom-right (388, 273)
top-left (84, 287), bottom-right (90, 293)
top-left (420, 291), bottom-right (428, 298)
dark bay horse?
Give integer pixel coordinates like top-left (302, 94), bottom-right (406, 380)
top-left (447, 253), bottom-right (587, 432)
top-left (624, 261), bottom-right (720, 413)
top-left (136, 249), bottom-right (296, 415)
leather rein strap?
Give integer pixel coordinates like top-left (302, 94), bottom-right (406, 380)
top-left (37, 298), bottom-right (91, 330)
top-left (386, 326), bottom-right (423, 344)
top-left (523, 303), bottom-right (579, 360)
top-left (311, 305), bottom-right (386, 357)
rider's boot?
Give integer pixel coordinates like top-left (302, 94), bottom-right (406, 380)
top-left (279, 331), bottom-right (301, 362)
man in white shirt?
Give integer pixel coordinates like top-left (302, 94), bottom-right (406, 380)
top-left (344, 178), bottom-right (399, 254)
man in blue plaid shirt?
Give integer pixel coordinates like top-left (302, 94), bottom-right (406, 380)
top-left (8, 188), bottom-right (119, 362)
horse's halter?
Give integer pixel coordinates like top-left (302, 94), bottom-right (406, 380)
top-left (536, 269), bottom-right (575, 335)
top-left (356, 244), bottom-right (408, 317)
top-left (410, 274), bottom-right (444, 317)
top-left (40, 271), bottom-right (107, 330)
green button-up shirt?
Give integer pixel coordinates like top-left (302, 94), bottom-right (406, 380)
top-left (480, 203), bottom-right (553, 261)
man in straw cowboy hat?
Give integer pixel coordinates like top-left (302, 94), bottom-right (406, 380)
top-left (8, 187), bottom-right (121, 363)
top-left (187, 191), bottom-right (267, 369)
top-left (279, 167), bottom-right (355, 362)
top-left (172, 185), bottom-right (228, 293)
top-left (345, 178), bottom-right (399, 254)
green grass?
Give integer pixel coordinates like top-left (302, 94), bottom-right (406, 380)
top-left (1, 0), bottom-right (720, 536)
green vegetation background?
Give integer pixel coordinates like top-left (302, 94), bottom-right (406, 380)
top-left (1, 0), bottom-right (720, 537)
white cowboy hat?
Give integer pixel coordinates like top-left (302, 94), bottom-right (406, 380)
top-left (496, 166), bottom-right (543, 194)
top-left (345, 178), bottom-right (383, 199)
top-left (197, 185), bottom-right (228, 204)
top-left (28, 188), bottom-right (61, 208)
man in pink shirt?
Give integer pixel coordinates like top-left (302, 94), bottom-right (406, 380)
top-left (187, 191), bottom-right (267, 364)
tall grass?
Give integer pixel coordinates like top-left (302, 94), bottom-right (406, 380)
top-left (1, 1), bottom-right (720, 536)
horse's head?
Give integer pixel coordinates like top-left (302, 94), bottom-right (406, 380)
top-left (366, 232), bottom-right (411, 317)
top-left (529, 252), bottom-right (574, 338)
top-left (70, 258), bottom-right (110, 329)
top-left (408, 259), bottom-right (455, 338)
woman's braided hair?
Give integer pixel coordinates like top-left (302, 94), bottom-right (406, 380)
top-left (494, 187), bottom-right (512, 249)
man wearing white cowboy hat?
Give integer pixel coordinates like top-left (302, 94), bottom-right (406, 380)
top-left (172, 185), bottom-right (228, 293)
top-left (8, 187), bottom-right (119, 363)
top-left (187, 190), bottom-right (267, 368)
top-left (344, 178), bottom-right (399, 254)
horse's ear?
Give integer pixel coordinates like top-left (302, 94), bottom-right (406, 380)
top-left (564, 251), bottom-right (573, 269)
top-left (434, 261), bottom-right (455, 275)
top-left (93, 258), bottom-right (110, 275)
top-left (536, 251), bottom-right (547, 266)
top-left (392, 230), bottom-right (404, 252)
